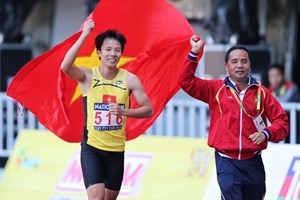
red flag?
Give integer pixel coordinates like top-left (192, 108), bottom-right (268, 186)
top-left (6, 0), bottom-right (203, 142)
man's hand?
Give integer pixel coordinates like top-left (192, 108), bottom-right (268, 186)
top-left (249, 132), bottom-right (266, 144)
top-left (190, 35), bottom-right (205, 54)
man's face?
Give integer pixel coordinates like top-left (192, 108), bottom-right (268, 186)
top-left (98, 38), bottom-right (122, 68)
top-left (225, 49), bottom-right (251, 82)
top-left (268, 68), bottom-right (284, 89)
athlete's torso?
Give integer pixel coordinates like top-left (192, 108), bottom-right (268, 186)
top-left (83, 67), bottom-right (130, 151)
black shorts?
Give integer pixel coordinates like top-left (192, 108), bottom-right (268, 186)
top-left (80, 142), bottom-right (124, 191)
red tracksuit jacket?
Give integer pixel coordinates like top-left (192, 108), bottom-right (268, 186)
top-left (179, 55), bottom-right (289, 160)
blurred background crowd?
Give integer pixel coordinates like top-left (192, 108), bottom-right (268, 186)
top-left (0, 0), bottom-right (299, 148)
top-left (1, 0), bottom-right (300, 99)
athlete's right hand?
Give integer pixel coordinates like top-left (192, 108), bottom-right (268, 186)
top-left (82, 19), bottom-right (95, 37)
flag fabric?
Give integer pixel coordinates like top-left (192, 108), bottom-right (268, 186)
top-left (6, 0), bottom-right (203, 142)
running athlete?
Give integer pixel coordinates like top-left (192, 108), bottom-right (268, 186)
top-left (61, 19), bottom-right (153, 200)
top-left (179, 35), bottom-right (289, 199)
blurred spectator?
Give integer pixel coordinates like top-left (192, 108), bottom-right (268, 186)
top-left (0, 0), bottom-right (37, 43)
top-left (267, 63), bottom-right (300, 144)
top-left (203, 0), bottom-right (260, 44)
top-left (267, 63), bottom-right (300, 102)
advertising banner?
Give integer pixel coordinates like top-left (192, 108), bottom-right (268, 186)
top-left (1, 130), bottom-right (298, 199)
top-left (0, 130), bottom-right (215, 200)
top-left (203, 143), bottom-right (300, 200)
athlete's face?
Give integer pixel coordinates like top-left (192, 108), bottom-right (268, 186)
top-left (98, 38), bottom-right (122, 68)
top-left (225, 49), bottom-right (251, 83)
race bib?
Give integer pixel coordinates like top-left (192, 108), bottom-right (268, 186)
top-left (93, 103), bottom-right (124, 131)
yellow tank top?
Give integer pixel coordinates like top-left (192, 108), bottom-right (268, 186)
top-left (84, 67), bottom-right (129, 152)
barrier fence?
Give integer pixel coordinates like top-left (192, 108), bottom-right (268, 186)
top-left (1, 93), bottom-right (299, 157)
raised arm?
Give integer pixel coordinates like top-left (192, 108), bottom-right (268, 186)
top-left (60, 19), bottom-right (95, 81)
top-left (178, 35), bottom-right (213, 102)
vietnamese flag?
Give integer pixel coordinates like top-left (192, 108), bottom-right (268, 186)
top-left (102, 95), bottom-right (116, 103)
top-left (6, 0), bottom-right (203, 142)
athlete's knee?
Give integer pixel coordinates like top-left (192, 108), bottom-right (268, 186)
top-left (105, 189), bottom-right (119, 200)
top-left (87, 183), bottom-right (105, 200)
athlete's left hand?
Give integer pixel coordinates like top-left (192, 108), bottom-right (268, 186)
top-left (109, 102), bottom-right (124, 116)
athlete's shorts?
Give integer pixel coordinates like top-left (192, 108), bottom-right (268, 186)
top-left (80, 142), bottom-right (124, 191)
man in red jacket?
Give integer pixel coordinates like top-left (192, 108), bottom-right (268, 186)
top-left (178, 35), bottom-right (289, 200)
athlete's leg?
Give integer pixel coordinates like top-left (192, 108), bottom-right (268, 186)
top-left (104, 151), bottom-right (124, 200)
top-left (104, 188), bottom-right (120, 200)
top-left (87, 183), bottom-right (105, 200)
top-left (81, 142), bottom-right (106, 200)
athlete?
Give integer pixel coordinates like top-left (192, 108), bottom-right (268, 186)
top-left (61, 19), bottom-right (153, 200)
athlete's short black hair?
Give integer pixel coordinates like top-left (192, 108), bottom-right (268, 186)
top-left (95, 29), bottom-right (127, 52)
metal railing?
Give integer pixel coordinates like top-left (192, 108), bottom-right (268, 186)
top-left (1, 93), bottom-right (299, 157)
top-left (145, 100), bottom-right (300, 144)
top-left (0, 94), bottom-right (46, 157)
